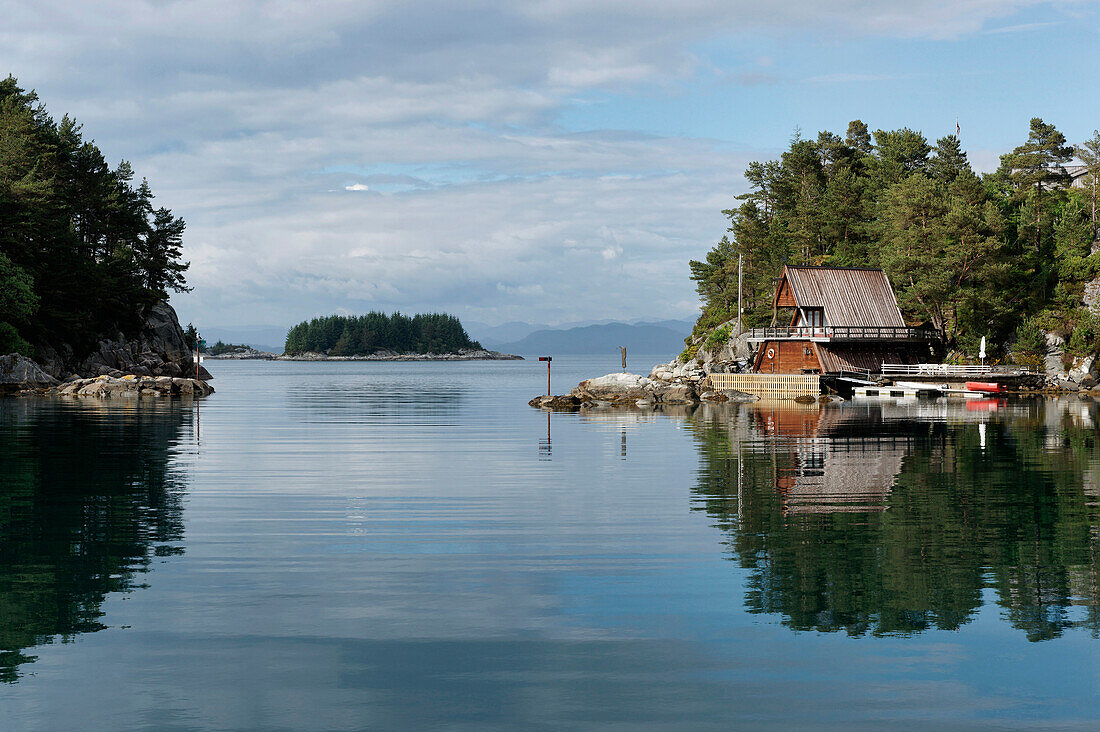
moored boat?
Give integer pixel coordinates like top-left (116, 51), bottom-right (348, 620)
top-left (965, 381), bottom-right (1004, 393)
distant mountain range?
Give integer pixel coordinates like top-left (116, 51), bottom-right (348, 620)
top-left (487, 321), bottom-right (692, 356)
top-left (465, 317), bottom-right (694, 347)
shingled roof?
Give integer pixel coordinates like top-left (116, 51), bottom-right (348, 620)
top-left (776, 266), bottom-right (905, 328)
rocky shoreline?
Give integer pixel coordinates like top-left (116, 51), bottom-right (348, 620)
top-left (1, 354), bottom-right (213, 398)
top-left (1, 301), bottom-right (214, 399)
top-left (529, 356), bottom-right (1100, 411)
top-left (529, 360), bottom-right (762, 410)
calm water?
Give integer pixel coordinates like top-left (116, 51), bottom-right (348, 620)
top-left (3, 357), bottom-right (1100, 729)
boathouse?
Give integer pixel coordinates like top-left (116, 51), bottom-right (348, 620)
top-left (749, 265), bottom-right (932, 375)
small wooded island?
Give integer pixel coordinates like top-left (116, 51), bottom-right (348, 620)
top-left (278, 312), bottom-right (520, 360)
top-left (203, 312), bottom-right (521, 361)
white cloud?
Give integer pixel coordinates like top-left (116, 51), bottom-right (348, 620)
top-left (0, 0), bottom-right (1087, 327)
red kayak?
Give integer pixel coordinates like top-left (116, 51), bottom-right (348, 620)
top-left (966, 381), bottom-right (1004, 393)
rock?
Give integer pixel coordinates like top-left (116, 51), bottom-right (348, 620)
top-left (49, 374), bottom-right (213, 399)
top-left (35, 301), bottom-right (213, 381)
top-left (794, 394), bottom-right (818, 404)
top-left (648, 363), bottom-right (675, 381)
top-left (1044, 331), bottom-right (1067, 378)
top-left (695, 322), bottom-right (757, 373)
top-left (1069, 355), bottom-right (1098, 383)
top-left (204, 346), bottom-right (277, 360)
top-left (655, 383), bottom-right (696, 405)
top-left (572, 372), bottom-right (654, 402)
top-left (720, 389), bottom-right (759, 403)
top-left (0, 354), bottom-right (60, 390)
top-left (528, 394), bottom-right (584, 410)
top-left (699, 390), bottom-right (727, 402)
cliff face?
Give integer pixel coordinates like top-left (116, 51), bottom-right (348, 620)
top-left (35, 302), bottom-right (211, 380)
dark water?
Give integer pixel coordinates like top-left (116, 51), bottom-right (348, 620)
top-left (3, 358), bottom-right (1100, 729)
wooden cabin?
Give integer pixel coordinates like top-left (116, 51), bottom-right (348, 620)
top-left (750, 265), bottom-right (931, 375)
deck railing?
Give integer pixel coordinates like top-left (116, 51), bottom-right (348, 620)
top-left (745, 326), bottom-right (934, 342)
top-left (879, 363), bottom-right (1040, 376)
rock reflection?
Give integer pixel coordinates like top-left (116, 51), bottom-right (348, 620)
top-left (0, 399), bottom-right (192, 681)
top-left (688, 399), bottom-right (1100, 641)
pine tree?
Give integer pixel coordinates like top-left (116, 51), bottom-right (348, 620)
top-left (1005, 118), bottom-right (1074, 270)
top-left (1076, 130), bottom-right (1100, 233)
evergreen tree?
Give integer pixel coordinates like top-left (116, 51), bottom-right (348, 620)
top-left (1004, 118), bottom-right (1074, 272)
top-left (0, 75), bottom-right (190, 358)
top-left (1076, 129), bottom-right (1100, 232)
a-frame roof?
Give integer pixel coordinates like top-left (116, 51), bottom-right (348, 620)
top-left (774, 265), bottom-right (905, 327)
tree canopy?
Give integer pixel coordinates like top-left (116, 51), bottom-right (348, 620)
top-left (0, 75), bottom-right (189, 357)
top-left (689, 118), bottom-right (1100, 359)
top-left (284, 312), bottom-right (481, 356)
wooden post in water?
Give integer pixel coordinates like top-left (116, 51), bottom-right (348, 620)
top-left (620, 346), bottom-right (626, 371)
top-left (539, 356), bottom-right (552, 395)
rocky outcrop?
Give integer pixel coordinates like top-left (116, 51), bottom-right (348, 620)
top-left (52, 375), bottom-right (213, 399)
top-left (0, 354), bottom-right (59, 392)
top-left (205, 347), bottom-right (277, 360)
top-left (528, 394), bottom-right (589, 410)
top-left (36, 302), bottom-right (211, 380)
top-left (572, 373), bottom-right (655, 402)
top-left (563, 369), bottom-right (710, 407)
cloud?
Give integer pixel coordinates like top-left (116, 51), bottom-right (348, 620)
top-left (803, 72), bottom-right (897, 85)
top-left (982, 20), bottom-right (1063, 34)
top-left (0, 0), bottom-right (1086, 327)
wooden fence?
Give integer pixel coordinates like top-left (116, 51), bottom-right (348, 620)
top-left (705, 373), bottom-right (820, 400)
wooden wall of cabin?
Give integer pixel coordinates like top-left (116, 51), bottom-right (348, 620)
top-left (755, 340), bottom-right (821, 374)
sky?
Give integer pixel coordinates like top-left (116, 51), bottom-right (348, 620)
top-left (4, 1), bottom-right (1100, 329)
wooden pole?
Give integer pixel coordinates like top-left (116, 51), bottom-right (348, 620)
top-left (620, 346), bottom-right (626, 371)
top-left (738, 252), bottom-right (743, 334)
top-left (539, 356), bottom-right (552, 395)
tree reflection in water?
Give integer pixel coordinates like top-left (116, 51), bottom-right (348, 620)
top-left (0, 400), bottom-right (191, 682)
top-left (687, 398), bottom-right (1100, 641)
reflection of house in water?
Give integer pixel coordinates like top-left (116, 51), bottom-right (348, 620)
top-left (751, 404), bottom-right (908, 515)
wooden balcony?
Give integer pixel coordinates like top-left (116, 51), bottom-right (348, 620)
top-left (745, 326), bottom-right (935, 342)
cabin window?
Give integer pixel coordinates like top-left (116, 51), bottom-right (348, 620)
top-left (803, 308), bottom-right (825, 327)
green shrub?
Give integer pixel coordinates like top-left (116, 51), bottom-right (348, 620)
top-left (0, 322), bottom-right (33, 357)
top-left (703, 325), bottom-right (732, 351)
top-left (679, 341), bottom-right (700, 364)
top-left (1013, 316), bottom-right (1045, 356)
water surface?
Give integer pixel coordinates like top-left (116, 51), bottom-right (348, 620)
top-left (3, 358), bottom-right (1100, 729)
